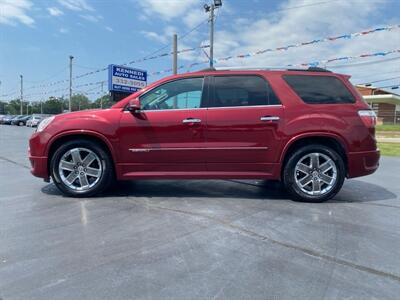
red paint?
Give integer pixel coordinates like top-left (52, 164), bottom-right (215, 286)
top-left (29, 69), bottom-right (379, 181)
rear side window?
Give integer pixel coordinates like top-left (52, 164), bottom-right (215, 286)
top-left (211, 75), bottom-right (280, 107)
top-left (283, 75), bottom-right (355, 104)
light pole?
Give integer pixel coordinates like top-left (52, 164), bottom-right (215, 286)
top-left (20, 75), bottom-right (23, 115)
top-left (204, 0), bottom-right (222, 68)
top-left (69, 55), bottom-right (74, 112)
top-left (173, 33), bottom-right (178, 75)
top-left (100, 81), bottom-right (104, 109)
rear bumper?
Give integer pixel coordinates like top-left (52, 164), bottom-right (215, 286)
top-left (347, 149), bottom-right (380, 178)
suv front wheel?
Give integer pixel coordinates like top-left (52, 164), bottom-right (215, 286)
top-left (50, 139), bottom-right (114, 197)
top-left (283, 144), bottom-right (345, 202)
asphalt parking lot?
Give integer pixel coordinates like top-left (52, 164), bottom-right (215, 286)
top-left (1, 125), bottom-right (400, 300)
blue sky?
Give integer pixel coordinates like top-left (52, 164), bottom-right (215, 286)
top-left (1, 0), bottom-right (400, 102)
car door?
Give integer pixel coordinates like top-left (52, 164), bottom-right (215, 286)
top-left (118, 76), bottom-right (208, 174)
top-left (205, 74), bottom-right (285, 174)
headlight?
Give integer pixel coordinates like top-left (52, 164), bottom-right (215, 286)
top-left (36, 116), bottom-right (55, 132)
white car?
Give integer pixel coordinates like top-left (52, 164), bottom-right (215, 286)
top-left (27, 115), bottom-right (43, 127)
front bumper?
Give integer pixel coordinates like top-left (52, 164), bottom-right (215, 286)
top-left (347, 149), bottom-right (380, 178)
top-left (29, 131), bottom-right (50, 180)
top-left (29, 150), bottom-right (49, 180)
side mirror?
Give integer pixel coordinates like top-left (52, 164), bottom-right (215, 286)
top-left (127, 98), bottom-right (141, 113)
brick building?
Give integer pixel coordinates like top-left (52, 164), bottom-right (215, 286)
top-left (356, 85), bottom-right (400, 124)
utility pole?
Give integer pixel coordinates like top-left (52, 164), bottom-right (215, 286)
top-left (100, 81), bottom-right (104, 109)
top-left (209, 6), bottom-right (214, 68)
top-left (204, 1), bottom-right (222, 68)
top-left (69, 55), bottom-right (74, 112)
top-left (20, 75), bottom-right (23, 115)
top-left (173, 34), bottom-right (178, 75)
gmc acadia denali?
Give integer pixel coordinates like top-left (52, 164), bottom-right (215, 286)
top-left (29, 67), bottom-right (380, 202)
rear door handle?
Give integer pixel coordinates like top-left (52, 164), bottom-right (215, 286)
top-left (260, 116), bottom-right (280, 122)
top-left (182, 118), bottom-right (202, 124)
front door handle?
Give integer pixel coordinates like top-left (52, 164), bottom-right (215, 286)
top-left (260, 116), bottom-right (280, 122)
top-left (182, 118), bottom-right (202, 124)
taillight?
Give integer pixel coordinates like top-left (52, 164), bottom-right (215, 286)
top-left (358, 110), bottom-right (377, 128)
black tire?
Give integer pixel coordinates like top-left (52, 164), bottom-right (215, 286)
top-left (283, 144), bottom-right (345, 203)
top-left (50, 139), bottom-right (114, 197)
top-left (19, 121), bottom-right (24, 126)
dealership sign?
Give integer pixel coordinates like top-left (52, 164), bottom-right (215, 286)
top-left (108, 65), bottom-right (147, 93)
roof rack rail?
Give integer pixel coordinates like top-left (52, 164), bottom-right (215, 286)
top-left (196, 66), bottom-right (332, 72)
top-left (198, 67), bottom-right (217, 72)
top-left (286, 67), bottom-right (331, 72)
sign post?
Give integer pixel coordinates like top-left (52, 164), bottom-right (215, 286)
top-left (108, 65), bottom-right (147, 102)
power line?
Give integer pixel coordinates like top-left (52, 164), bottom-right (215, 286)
top-left (357, 75), bottom-right (400, 85)
top-left (329, 56), bottom-right (400, 69)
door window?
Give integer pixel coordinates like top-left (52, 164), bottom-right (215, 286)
top-left (211, 75), bottom-right (280, 107)
top-left (140, 77), bottom-right (204, 110)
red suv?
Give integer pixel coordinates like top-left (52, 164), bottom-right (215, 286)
top-left (29, 67), bottom-right (379, 202)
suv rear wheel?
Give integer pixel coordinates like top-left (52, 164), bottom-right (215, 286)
top-left (50, 139), bottom-right (114, 197)
top-left (283, 144), bottom-right (345, 202)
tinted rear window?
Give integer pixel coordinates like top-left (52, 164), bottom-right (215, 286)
top-left (211, 75), bottom-right (280, 107)
top-left (283, 75), bottom-right (355, 104)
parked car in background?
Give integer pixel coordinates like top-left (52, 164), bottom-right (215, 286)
top-left (31, 117), bottom-right (43, 127)
top-left (27, 114), bottom-right (49, 127)
top-left (26, 116), bottom-right (33, 127)
top-left (0, 115), bottom-right (6, 124)
top-left (29, 67), bottom-right (380, 202)
top-left (2, 115), bottom-right (17, 125)
top-left (11, 115), bottom-right (31, 126)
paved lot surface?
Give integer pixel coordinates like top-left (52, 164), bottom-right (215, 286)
top-left (1, 125), bottom-right (400, 300)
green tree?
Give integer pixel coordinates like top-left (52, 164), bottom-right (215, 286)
top-left (0, 101), bottom-right (6, 114)
top-left (4, 99), bottom-right (21, 115)
top-left (43, 97), bottom-right (64, 114)
top-left (92, 94), bottom-right (113, 109)
top-left (70, 94), bottom-right (91, 111)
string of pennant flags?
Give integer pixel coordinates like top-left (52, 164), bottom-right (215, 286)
top-left (2, 24), bottom-right (400, 100)
top-left (150, 49), bottom-right (400, 76)
top-left (7, 48), bottom-right (400, 101)
top-left (3, 23), bottom-right (398, 97)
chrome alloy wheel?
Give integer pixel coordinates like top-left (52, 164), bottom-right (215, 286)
top-left (294, 152), bottom-right (337, 196)
top-left (58, 147), bottom-right (103, 191)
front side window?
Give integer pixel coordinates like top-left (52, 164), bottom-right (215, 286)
top-left (211, 75), bottom-right (280, 107)
top-left (283, 75), bottom-right (355, 104)
top-left (140, 77), bottom-right (204, 110)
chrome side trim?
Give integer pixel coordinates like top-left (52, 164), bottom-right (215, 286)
top-left (129, 149), bottom-right (151, 153)
top-left (260, 116), bottom-right (280, 121)
top-left (129, 146), bottom-right (268, 152)
top-left (207, 104), bottom-right (283, 110)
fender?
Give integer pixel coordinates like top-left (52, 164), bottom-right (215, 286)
top-left (279, 131), bottom-right (349, 163)
top-left (45, 129), bottom-right (119, 164)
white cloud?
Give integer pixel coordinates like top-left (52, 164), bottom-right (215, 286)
top-left (59, 27), bottom-right (69, 34)
top-left (47, 7), bottom-right (64, 17)
top-left (58, 0), bottom-right (94, 11)
top-left (105, 26), bottom-right (113, 32)
top-left (0, 0), bottom-right (34, 26)
top-left (183, 8), bottom-right (206, 28)
top-left (139, 0), bottom-right (200, 20)
top-left (80, 14), bottom-right (102, 22)
top-left (141, 30), bottom-right (168, 44)
top-left (141, 26), bottom-right (178, 44)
